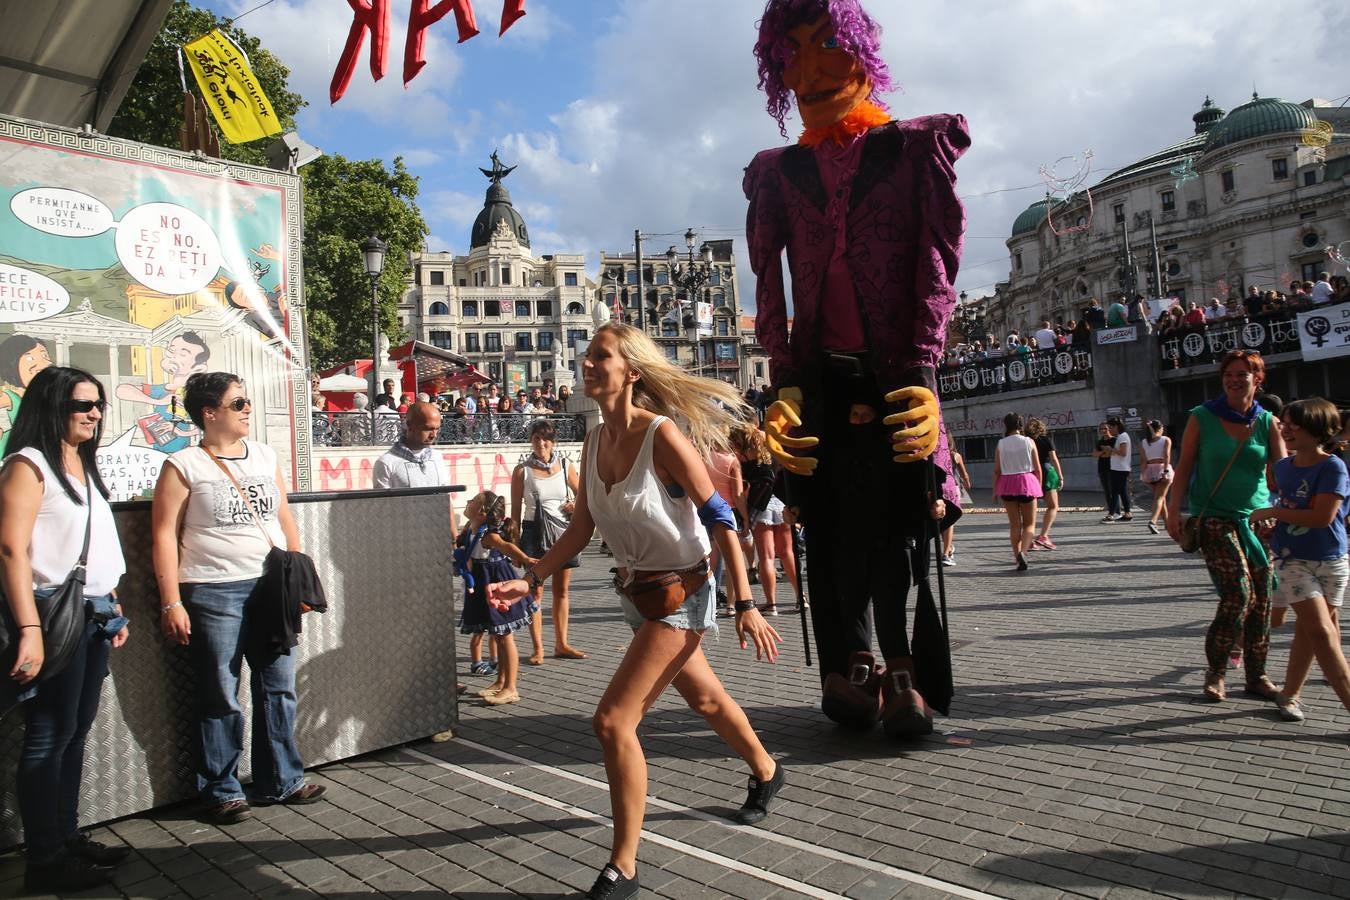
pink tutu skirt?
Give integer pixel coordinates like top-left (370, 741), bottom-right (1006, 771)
top-left (996, 472), bottom-right (1043, 500)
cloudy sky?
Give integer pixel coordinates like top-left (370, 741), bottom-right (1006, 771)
top-left (202, 0), bottom-right (1348, 308)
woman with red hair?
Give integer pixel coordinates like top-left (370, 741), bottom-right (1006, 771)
top-left (1167, 351), bottom-right (1287, 703)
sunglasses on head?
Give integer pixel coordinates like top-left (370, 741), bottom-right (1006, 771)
top-left (223, 397), bottom-right (252, 412)
top-left (68, 399), bottom-right (107, 413)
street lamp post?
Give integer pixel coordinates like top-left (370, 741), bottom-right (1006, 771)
top-left (666, 228), bottom-right (714, 377)
top-left (361, 233), bottom-right (386, 441)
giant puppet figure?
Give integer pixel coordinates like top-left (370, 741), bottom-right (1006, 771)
top-left (744, 0), bottom-right (967, 737)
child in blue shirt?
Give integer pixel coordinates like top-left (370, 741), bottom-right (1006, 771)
top-left (1250, 398), bottom-right (1350, 723)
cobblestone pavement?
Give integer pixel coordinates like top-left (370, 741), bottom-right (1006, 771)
top-left (6, 511), bottom-right (1350, 899)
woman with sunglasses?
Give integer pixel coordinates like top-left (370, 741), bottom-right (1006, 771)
top-left (151, 372), bottom-right (325, 827)
top-left (1, 367), bottom-right (130, 893)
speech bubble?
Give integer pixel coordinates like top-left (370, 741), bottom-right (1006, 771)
top-left (0, 263), bottom-right (71, 323)
top-left (9, 187), bottom-right (116, 238)
top-left (96, 428), bottom-right (171, 502)
top-left (115, 202), bottom-right (223, 295)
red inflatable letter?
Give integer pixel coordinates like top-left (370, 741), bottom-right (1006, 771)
top-left (404, 0), bottom-right (481, 86)
top-left (500, 0), bottom-right (526, 35)
top-left (330, 0), bottom-right (390, 104)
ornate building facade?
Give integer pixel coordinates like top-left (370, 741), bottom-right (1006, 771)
top-left (989, 94), bottom-right (1350, 338)
top-left (400, 155), bottom-right (753, 389)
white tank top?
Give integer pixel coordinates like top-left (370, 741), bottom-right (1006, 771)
top-left (522, 458), bottom-right (570, 519)
top-left (584, 416), bottom-right (709, 572)
top-left (1142, 435), bottom-right (1169, 462)
top-left (997, 434), bottom-right (1035, 475)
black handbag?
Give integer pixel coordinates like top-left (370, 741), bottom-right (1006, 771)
top-left (0, 477), bottom-right (94, 707)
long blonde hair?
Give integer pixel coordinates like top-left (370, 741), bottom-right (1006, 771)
top-left (596, 322), bottom-right (748, 455)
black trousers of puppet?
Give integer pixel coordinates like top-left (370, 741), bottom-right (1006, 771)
top-left (797, 363), bottom-right (933, 687)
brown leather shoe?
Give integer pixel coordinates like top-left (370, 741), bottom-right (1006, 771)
top-left (881, 657), bottom-right (934, 738)
top-left (821, 651), bottom-right (882, 729)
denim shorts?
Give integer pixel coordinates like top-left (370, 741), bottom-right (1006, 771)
top-left (617, 579), bottom-right (716, 633)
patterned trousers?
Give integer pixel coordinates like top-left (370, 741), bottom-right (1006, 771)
top-left (1199, 517), bottom-right (1273, 680)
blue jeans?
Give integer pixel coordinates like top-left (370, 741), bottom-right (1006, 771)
top-left (184, 579), bottom-right (305, 805)
top-left (18, 591), bottom-right (112, 862)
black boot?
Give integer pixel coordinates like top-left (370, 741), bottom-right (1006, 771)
top-left (66, 831), bottom-right (131, 866)
top-left (25, 854), bottom-right (113, 893)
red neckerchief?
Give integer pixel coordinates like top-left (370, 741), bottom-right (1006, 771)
top-left (798, 100), bottom-right (891, 147)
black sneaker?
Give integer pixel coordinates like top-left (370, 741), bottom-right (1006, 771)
top-left (66, 831), bottom-right (131, 866)
top-left (25, 854), bottom-right (113, 893)
top-left (586, 863), bottom-right (639, 899)
top-left (733, 761), bottom-right (785, 825)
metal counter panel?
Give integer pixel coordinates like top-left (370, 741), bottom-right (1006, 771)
top-left (1, 492), bottom-right (458, 849)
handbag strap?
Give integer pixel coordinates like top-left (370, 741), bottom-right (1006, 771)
top-left (1195, 426), bottom-right (1252, 519)
top-left (204, 446), bottom-right (276, 549)
top-left (75, 474), bottom-right (93, 568)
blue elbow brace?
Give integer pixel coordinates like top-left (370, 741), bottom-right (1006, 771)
top-left (697, 492), bottom-right (737, 532)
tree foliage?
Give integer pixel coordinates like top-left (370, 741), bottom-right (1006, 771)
top-left (302, 156), bottom-right (428, 369)
top-left (108, 0), bottom-right (305, 167)
top-left (107, 1), bottom-right (430, 367)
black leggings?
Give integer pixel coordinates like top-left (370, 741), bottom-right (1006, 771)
top-left (1098, 468), bottom-right (1111, 508)
top-left (1108, 470), bottom-right (1132, 516)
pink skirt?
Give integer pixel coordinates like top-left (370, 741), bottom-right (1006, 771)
top-left (996, 472), bottom-right (1043, 500)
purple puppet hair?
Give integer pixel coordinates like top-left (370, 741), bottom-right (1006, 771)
top-left (754, 0), bottom-right (895, 137)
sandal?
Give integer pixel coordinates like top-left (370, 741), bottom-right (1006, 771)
top-left (553, 647), bottom-right (588, 659)
top-left (1244, 676), bottom-right (1280, 701)
top-left (1201, 674), bottom-right (1225, 703)
top-left (484, 689), bottom-right (520, 706)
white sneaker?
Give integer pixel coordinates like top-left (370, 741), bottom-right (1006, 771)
top-left (941, 554), bottom-right (955, 567)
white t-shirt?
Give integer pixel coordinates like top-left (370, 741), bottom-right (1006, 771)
top-left (996, 435), bottom-right (1036, 475)
top-left (1205, 305), bottom-right (1226, 320)
top-left (167, 441), bottom-right (287, 583)
top-left (1110, 433), bottom-right (1133, 472)
top-left (1034, 328), bottom-right (1056, 350)
top-left (1311, 280), bottom-right (1333, 305)
top-left (5, 448), bottom-right (125, 596)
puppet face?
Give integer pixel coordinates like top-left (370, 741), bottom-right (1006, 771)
top-left (781, 15), bottom-right (872, 128)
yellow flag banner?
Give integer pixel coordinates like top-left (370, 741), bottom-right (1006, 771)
top-left (183, 30), bottom-right (282, 145)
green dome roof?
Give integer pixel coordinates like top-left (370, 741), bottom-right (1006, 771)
top-left (1010, 199), bottom-right (1051, 237)
top-left (1204, 94), bottom-right (1317, 153)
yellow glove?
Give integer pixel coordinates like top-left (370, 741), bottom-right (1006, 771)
top-left (883, 386), bottom-right (940, 463)
top-left (763, 387), bottom-right (819, 476)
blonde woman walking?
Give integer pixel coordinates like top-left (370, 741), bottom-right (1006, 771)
top-left (489, 323), bottom-right (782, 900)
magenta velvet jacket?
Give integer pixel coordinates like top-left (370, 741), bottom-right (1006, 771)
top-left (743, 113), bottom-right (970, 501)
top-left (744, 113), bottom-right (968, 390)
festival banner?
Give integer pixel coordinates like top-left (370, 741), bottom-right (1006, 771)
top-left (1296, 301), bottom-right (1350, 361)
top-left (0, 115), bottom-right (307, 498)
top-left (183, 30), bottom-right (282, 144)
top-left (1095, 325), bottom-right (1138, 346)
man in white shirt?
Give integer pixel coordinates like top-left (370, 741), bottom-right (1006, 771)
top-left (1311, 272), bottom-right (1334, 306)
top-left (1205, 298), bottom-right (1226, 321)
top-left (1034, 319), bottom-right (1056, 351)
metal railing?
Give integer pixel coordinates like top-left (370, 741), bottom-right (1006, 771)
top-left (310, 412), bottom-right (587, 447)
top-left (938, 346), bottom-right (1094, 400)
top-left (1157, 312), bottom-right (1301, 368)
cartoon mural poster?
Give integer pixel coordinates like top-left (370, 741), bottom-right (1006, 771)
top-left (0, 117), bottom-right (307, 499)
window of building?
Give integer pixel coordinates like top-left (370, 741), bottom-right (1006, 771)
top-left (515, 332), bottom-right (532, 351)
top-left (458, 278), bottom-right (467, 287)
top-left (1160, 191), bottom-right (1175, 213)
top-left (1113, 203), bottom-right (1125, 224)
top-left (1167, 260), bottom-right (1181, 277)
top-left (715, 317), bottom-right (730, 336)
top-left (484, 332), bottom-right (501, 352)
top-left (1221, 170), bottom-right (1235, 192)
top-left (663, 345), bottom-right (678, 362)
top-left (500, 267), bottom-right (511, 285)
top-left (539, 331), bottom-right (555, 351)
top-left (566, 301), bottom-right (584, 315)
top-left (464, 333), bottom-right (481, 352)
top-left (515, 300), bottom-right (531, 318)
top-left (715, 342), bottom-right (737, 360)
top-left (1301, 261), bottom-right (1319, 283)
top-left (754, 361), bottom-right (764, 379)
top-left (709, 271), bottom-right (721, 285)
top-left (488, 361), bottom-right (502, 382)
top-left (430, 330), bottom-right (453, 350)
top-left (564, 272), bottom-right (578, 286)
top-left (626, 269), bottom-right (638, 285)
top-left (655, 271), bottom-right (669, 285)
top-left (542, 360), bottom-right (553, 373)
top-left (484, 300), bottom-right (501, 317)
top-left (566, 328), bottom-right (588, 348)
top-left (536, 300), bottom-right (552, 317)
top-left (1303, 170), bottom-right (1318, 187)
top-left (1014, 251), bottom-right (1023, 273)
top-left (1272, 158), bottom-right (1288, 180)
top-left (661, 320), bottom-right (679, 337)
top-left (1302, 231), bottom-right (1320, 248)
top-left (429, 270), bottom-right (445, 285)
top-left (462, 301), bottom-right (478, 318)
top-left (429, 301), bottom-right (450, 316)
